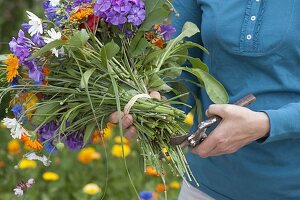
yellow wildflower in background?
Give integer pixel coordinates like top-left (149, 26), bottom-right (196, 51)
top-left (7, 139), bottom-right (21, 155)
top-left (111, 144), bottom-right (131, 158)
top-left (83, 183), bottom-right (101, 195)
top-left (169, 181), bottom-right (180, 190)
top-left (114, 136), bottom-right (129, 145)
top-left (184, 112), bottom-right (194, 126)
top-left (4, 54), bottom-right (19, 82)
top-left (18, 159), bottom-right (37, 169)
top-left (78, 147), bottom-right (101, 164)
top-left (24, 93), bottom-right (39, 119)
top-left (42, 172), bottom-right (59, 181)
top-left (103, 122), bottom-right (115, 139)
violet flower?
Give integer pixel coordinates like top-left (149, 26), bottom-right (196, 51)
top-left (25, 60), bottom-right (44, 84)
top-left (65, 133), bottom-right (84, 150)
top-left (160, 24), bottom-right (176, 41)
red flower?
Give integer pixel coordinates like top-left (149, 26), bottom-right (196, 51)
top-left (79, 14), bottom-right (100, 32)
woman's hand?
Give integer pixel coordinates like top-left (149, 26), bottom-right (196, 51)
top-left (192, 104), bottom-right (270, 157)
top-left (108, 91), bottom-right (161, 140)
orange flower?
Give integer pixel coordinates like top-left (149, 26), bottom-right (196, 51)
top-left (92, 123), bottom-right (114, 144)
top-left (4, 54), bottom-right (19, 82)
top-left (77, 147), bottom-right (100, 164)
top-left (145, 166), bottom-right (159, 177)
top-left (7, 139), bottom-right (21, 155)
top-left (70, 8), bottom-right (93, 22)
top-left (42, 65), bottom-right (50, 76)
top-left (155, 184), bottom-right (168, 193)
top-left (21, 135), bottom-right (43, 151)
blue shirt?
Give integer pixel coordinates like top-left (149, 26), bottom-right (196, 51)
top-left (173, 0), bottom-right (300, 199)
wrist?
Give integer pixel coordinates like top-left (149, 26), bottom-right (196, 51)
top-left (255, 112), bottom-right (270, 138)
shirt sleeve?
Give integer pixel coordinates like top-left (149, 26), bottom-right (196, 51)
top-left (261, 103), bottom-right (300, 143)
top-left (172, 0), bottom-right (203, 114)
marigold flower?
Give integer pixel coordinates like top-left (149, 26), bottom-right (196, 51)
top-left (7, 139), bottom-right (21, 155)
top-left (103, 122), bottom-right (115, 138)
top-left (78, 147), bottom-right (101, 164)
top-left (92, 122), bottom-right (114, 144)
top-left (42, 172), bottom-right (59, 181)
top-left (4, 54), bottom-right (19, 83)
top-left (21, 135), bottom-right (43, 151)
top-left (145, 166), bottom-right (159, 177)
top-left (155, 184), bottom-right (168, 193)
top-left (169, 181), bottom-right (180, 190)
top-left (184, 112), bottom-right (194, 126)
top-left (83, 183), bottom-right (101, 195)
top-left (18, 159), bottom-right (37, 169)
top-left (70, 8), bottom-right (94, 22)
top-left (111, 144), bottom-right (131, 158)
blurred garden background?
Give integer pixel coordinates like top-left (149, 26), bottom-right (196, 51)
top-left (0, 0), bottom-right (183, 199)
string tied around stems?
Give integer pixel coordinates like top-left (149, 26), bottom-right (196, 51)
top-left (123, 93), bottom-right (152, 115)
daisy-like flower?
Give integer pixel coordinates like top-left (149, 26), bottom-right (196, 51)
top-left (25, 152), bottom-right (51, 166)
top-left (43, 28), bottom-right (63, 57)
top-left (4, 54), bottom-right (19, 83)
top-left (21, 135), bottom-right (43, 151)
top-left (49, 0), bottom-right (60, 7)
top-left (26, 11), bottom-right (43, 36)
top-left (1, 118), bottom-right (29, 139)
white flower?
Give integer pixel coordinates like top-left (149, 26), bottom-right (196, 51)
top-left (26, 11), bottom-right (43, 36)
top-left (44, 28), bottom-right (63, 57)
top-left (49, 0), bottom-right (60, 7)
top-left (1, 118), bottom-right (28, 139)
top-left (13, 187), bottom-right (23, 197)
top-left (25, 152), bottom-right (51, 167)
top-left (26, 178), bottom-right (35, 188)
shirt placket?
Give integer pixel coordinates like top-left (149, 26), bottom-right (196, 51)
top-left (240, 0), bottom-right (263, 53)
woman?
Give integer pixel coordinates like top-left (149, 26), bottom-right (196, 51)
top-left (111, 0), bottom-right (300, 199)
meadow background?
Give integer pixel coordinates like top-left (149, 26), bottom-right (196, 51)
top-left (0, 1), bottom-right (181, 199)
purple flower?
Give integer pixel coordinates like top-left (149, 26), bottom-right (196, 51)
top-left (43, 0), bottom-right (58, 20)
top-left (32, 33), bottom-right (45, 48)
top-left (127, 6), bottom-right (145, 26)
top-left (94, 0), bottom-right (145, 26)
top-left (25, 60), bottom-right (44, 84)
top-left (9, 30), bottom-right (32, 65)
top-left (10, 77), bottom-right (19, 86)
top-left (11, 104), bottom-right (24, 120)
top-left (38, 121), bottom-right (60, 153)
top-left (65, 133), bottom-right (84, 150)
top-left (72, 0), bottom-right (92, 7)
top-left (160, 24), bottom-right (176, 41)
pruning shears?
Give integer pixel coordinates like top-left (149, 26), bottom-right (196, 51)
top-left (169, 94), bottom-right (256, 148)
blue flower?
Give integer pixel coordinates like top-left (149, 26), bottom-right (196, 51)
top-left (65, 133), bottom-right (84, 150)
top-left (11, 104), bottom-right (24, 120)
top-left (139, 191), bottom-right (153, 200)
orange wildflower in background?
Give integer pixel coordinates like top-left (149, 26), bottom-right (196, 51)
top-left (21, 135), bottom-right (43, 151)
top-left (7, 139), bottom-right (21, 155)
top-left (92, 122), bottom-right (114, 144)
top-left (70, 8), bottom-right (93, 21)
top-left (78, 147), bottom-right (101, 164)
top-left (155, 184), bottom-right (168, 193)
top-left (145, 166), bottom-right (159, 177)
top-left (4, 54), bottom-right (19, 82)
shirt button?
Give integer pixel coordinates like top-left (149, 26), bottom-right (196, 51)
top-left (256, 0), bottom-right (260, 2)
top-left (251, 16), bottom-right (256, 21)
top-left (246, 34), bottom-right (252, 40)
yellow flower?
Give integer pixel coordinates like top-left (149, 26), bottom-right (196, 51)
top-left (70, 8), bottom-right (93, 21)
top-left (103, 122), bottom-right (115, 139)
top-left (114, 136), bottom-right (129, 145)
top-left (184, 112), bottom-right (194, 126)
top-left (24, 93), bottom-right (39, 119)
top-left (162, 147), bottom-right (171, 161)
top-left (42, 172), bottom-right (60, 181)
top-left (111, 144), bottom-right (131, 158)
top-left (169, 181), bottom-right (180, 190)
top-left (7, 139), bottom-right (21, 155)
top-left (4, 54), bottom-right (19, 82)
top-left (78, 147), bottom-right (101, 164)
top-left (18, 159), bottom-right (37, 169)
top-left (83, 183), bottom-right (101, 195)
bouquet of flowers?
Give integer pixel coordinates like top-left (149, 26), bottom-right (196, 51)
top-left (0, 0), bottom-right (228, 194)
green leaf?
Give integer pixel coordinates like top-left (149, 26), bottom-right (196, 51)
top-left (101, 40), bottom-right (120, 63)
top-left (187, 57), bottom-right (209, 72)
top-left (80, 68), bottom-right (96, 89)
top-left (140, 7), bottom-right (169, 31)
top-left (184, 68), bottom-right (229, 104)
top-left (68, 29), bottom-right (90, 47)
top-left (128, 31), bottom-right (144, 56)
top-left (28, 40), bottom-right (65, 60)
top-left (143, 49), bottom-right (164, 65)
top-left (83, 122), bottom-right (96, 145)
top-left (130, 38), bottom-right (150, 57)
top-left (31, 102), bottom-right (61, 125)
top-left (145, 0), bottom-right (165, 15)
